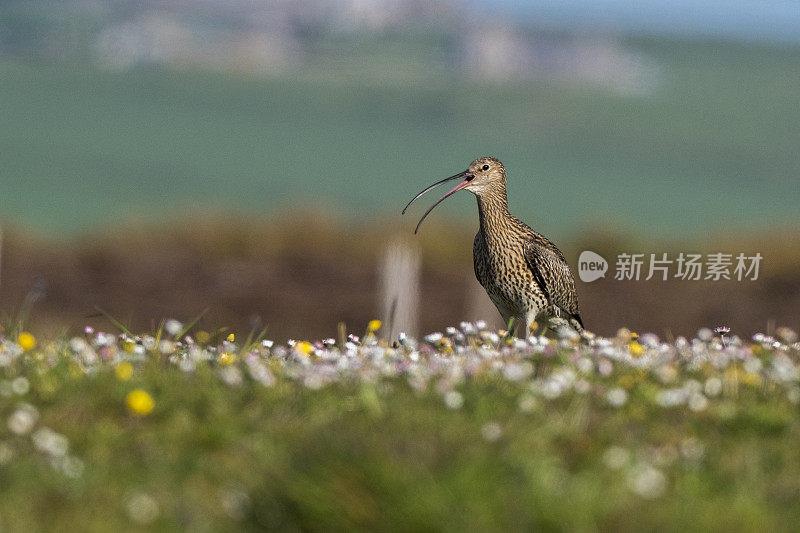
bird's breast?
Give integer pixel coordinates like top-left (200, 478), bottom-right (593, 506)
top-left (473, 236), bottom-right (537, 312)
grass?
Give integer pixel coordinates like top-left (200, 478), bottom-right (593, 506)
top-left (1, 321), bottom-right (799, 531)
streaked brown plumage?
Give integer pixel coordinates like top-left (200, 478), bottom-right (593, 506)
top-left (403, 156), bottom-right (584, 336)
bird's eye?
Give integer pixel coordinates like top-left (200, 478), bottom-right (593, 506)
top-left (482, 164), bottom-right (489, 171)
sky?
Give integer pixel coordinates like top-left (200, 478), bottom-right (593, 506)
top-left (473, 0), bottom-right (800, 44)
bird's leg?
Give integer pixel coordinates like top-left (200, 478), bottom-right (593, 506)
top-left (517, 315), bottom-right (530, 339)
top-left (523, 311), bottom-right (539, 339)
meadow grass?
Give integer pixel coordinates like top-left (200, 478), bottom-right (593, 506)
top-left (1, 321), bottom-right (799, 531)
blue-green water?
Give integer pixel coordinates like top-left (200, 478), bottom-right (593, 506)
top-left (2, 39), bottom-right (799, 240)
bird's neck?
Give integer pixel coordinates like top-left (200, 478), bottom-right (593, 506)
top-left (476, 185), bottom-right (511, 235)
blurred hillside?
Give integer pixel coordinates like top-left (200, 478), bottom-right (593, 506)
top-left (1, 0), bottom-right (799, 240)
top-left (1, 0), bottom-right (653, 90)
top-left (1, 40), bottom-right (799, 240)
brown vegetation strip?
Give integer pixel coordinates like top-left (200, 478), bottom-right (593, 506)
top-left (1, 216), bottom-right (798, 340)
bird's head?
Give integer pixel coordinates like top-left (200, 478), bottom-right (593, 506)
top-left (402, 156), bottom-right (506, 233)
top-left (464, 156), bottom-right (506, 193)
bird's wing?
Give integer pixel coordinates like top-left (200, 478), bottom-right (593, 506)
top-left (523, 239), bottom-right (583, 327)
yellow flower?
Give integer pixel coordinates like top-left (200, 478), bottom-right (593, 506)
top-left (115, 361), bottom-right (134, 381)
top-left (367, 320), bottom-right (382, 332)
top-left (629, 341), bottom-right (645, 357)
top-left (219, 352), bottom-right (236, 365)
top-left (17, 332), bottom-right (36, 351)
top-left (227, 333), bottom-right (235, 342)
top-left (126, 389), bottom-right (154, 416)
top-left (295, 341), bottom-right (314, 355)
top-left (196, 330), bottom-right (211, 344)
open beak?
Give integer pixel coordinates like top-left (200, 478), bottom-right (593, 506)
top-left (402, 170), bottom-right (474, 234)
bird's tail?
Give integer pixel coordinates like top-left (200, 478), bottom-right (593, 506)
top-left (549, 313), bottom-right (592, 343)
top-left (568, 315), bottom-right (597, 345)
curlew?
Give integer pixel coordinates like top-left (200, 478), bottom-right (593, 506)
top-left (403, 156), bottom-right (584, 337)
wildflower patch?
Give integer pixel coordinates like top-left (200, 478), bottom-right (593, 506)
top-left (0, 322), bottom-right (799, 530)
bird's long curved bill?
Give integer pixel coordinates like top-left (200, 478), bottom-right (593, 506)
top-left (402, 170), bottom-right (473, 234)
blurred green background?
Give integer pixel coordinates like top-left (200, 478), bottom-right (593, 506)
top-left (0, 0), bottom-right (798, 338)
